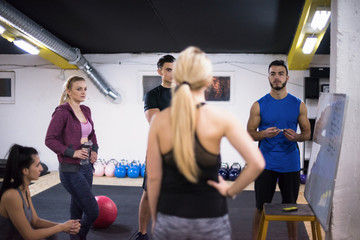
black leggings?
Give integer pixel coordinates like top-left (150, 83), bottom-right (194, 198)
top-left (255, 169), bottom-right (300, 210)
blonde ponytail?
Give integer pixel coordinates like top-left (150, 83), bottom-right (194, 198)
top-left (171, 83), bottom-right (198, 183)
top-left (171, 46), bottom-right (213, 183)
top-left (59, 89), bottom-right (68, 105)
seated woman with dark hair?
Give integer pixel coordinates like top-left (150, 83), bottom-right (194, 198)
top-left (0, 144), bottom-right (80, 240)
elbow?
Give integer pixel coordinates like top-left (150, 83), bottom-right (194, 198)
top-left (303, 131), bottom-right (311, 142)
top-left (22, 233), bottom-right (36, 240)
top-left (247, 156), bottom-right (265, 175)
top-left (147, 174), bottom-right (161, 188)
top-left (45, 139), bottom-right (50, 148)
top-left (45, 136), bottom-right (53, 148)
top-left (147, 175), bottom-right (158, 184)
top-left (44, 140), bottom-right (54, 153)
top-left (254, 156), bottom-right (266, 173)
top-left (306, 132), bottom-right (311, 141)
top-left (257, 158), bottom-right (266, 172)
top-left (247, 131), bottom-right (257, 141)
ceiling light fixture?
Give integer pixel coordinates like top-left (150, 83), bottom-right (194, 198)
top-left (311, 10), bottom-right (331, 31)
top-left (288, 1), bottom-right (331, 70)
top-left (302, 37), bottom-right (318, 54)
top-left (0, 25), bottom-right (5, 34)
top-left (13, 39), bottom-right (39, 55)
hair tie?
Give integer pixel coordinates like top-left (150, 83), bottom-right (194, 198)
top-left (181, 81), bottom-right (191, 87)
top-left (175, 81), bottom-right (191, 92)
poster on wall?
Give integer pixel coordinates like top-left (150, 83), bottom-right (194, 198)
top-left (142, 75), bottom-right (231, 102)
top-left (205, 76), bottom-right (231, 101)
top-left (304, 93), bottom-right (347, 231)
top-left (142, 75), bottom-right (162, 99)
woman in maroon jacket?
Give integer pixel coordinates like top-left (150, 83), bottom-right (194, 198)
top-left (45, 76), bottom-right (99, 240)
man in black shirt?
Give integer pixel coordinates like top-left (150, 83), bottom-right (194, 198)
top-left (136, 55), bottom-right (175, 240)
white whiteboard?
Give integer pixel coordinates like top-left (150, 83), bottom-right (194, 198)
top-left (304, 93), bottom-right (347, 232)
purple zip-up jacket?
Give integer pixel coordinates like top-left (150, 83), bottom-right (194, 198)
top-left (45, 102), bottom-right (99, 164)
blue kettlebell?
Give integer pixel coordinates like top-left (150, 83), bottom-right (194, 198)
top-left (120, 159), bottom-right (129, 169)
top-left (218, 162), bottom-right (229, 180)
top-left (114, 164), bottom-right (126, 178)
top-left (141, 162), bottom-right (146, 178)
top-left (127, 160), bottom-right (140, 178)
top-left (300, 168), bottom-right (307, 184)
top-left (228, 162), bottom-right (241, 181)
top-left (300, 174), bottom-right (307, 184)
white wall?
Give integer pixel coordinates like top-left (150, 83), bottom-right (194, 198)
top-left (329, 0), bottom-right (360, 239)
top-left (0, 53), bottom-right (309, 171)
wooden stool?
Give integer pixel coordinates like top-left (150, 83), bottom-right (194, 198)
top-left (257, 203), bottom-right (322, 240)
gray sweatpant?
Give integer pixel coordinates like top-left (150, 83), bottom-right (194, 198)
top-left (153, 213), bottom-right (232, 240)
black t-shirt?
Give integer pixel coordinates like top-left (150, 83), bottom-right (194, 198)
top-left (143, 85), bottom-right (171, 112)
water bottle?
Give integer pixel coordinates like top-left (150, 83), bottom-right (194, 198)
top-left (80, 140), bottom-right (93, 165)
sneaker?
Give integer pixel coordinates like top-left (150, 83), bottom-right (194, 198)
top-left (135, 232), bottom-right (149, 240)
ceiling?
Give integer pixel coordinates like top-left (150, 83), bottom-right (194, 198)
top-left (0, 0), bottom-right (330, 55)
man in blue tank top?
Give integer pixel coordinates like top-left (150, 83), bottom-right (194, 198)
top-left (136, 55), bottom-right (176, 240)
top-left (247, 60), bottom-right (311, 240)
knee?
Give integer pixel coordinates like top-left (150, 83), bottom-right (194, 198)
top-left (88, 204), bottom-right (99, 222)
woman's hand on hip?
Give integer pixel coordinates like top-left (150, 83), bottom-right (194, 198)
top-left (207, 175), bottom-right (229, 197)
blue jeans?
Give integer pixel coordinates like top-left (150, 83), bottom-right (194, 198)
top-left (60, 164), bottom-right (99, 240)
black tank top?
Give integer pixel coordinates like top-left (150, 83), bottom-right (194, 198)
top-left (157, 134), bottom-right (227, 218)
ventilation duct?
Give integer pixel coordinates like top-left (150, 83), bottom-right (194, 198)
top-left (0, 1), bottom-right (121, 103)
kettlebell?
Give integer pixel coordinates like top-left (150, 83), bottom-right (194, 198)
top-left (93, 159), bottom-right (105, 177)
top-left (127, 160), bottom-right (140, 178)
top-left (228, 162), bottom-right (241, 181)
top-left (105, 159), bottom-right (117, 177)
top-left (218, 162), bottom-right (229, 180)
top-left (141, 162), bottom-right (146, 178)
top-left (114, 163), bottom-right (126, 178)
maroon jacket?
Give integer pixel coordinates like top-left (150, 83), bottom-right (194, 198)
top-left (45, 102), bottom-right (99, 164)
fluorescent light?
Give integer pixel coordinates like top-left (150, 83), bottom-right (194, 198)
top-left (0, 25), bottom-right (5, 34)
top-left (311, 10), bottom-right (331, 31)
top-left (302, 37), bottom-right (318, 54)
top-left (13, 39), bottom-right (40, 55)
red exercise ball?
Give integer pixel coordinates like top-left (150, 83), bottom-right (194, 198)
top-left (93, 196), bottom-right (118, 228)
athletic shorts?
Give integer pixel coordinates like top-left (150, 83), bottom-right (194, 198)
top-left (153, 213), bottom-right (231, 240)
top-left (255, 169), bottom-right (300, 210)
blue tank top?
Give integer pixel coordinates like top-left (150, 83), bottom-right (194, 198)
top-left (258, 93), bottom-right (301, 172)
top-left (0, 188), bottom-right (33, 239)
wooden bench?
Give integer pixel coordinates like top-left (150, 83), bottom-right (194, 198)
top-left (257, 203), bottom-right (322, 240)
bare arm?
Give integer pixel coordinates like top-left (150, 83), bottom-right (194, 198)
top-left (145, 109), bottom-right (160, 124)
top-left (29, 192), bottom-right (80, 235)
top-left (208, 113), bottom-right (265, 198)
top-left (146, 115), bottom-right (163, 230)
top-left (247, 102), bottom-right (280, 141)
top-left (283, 102), bottom-right (311, 142)
top-left (3, 190), bottom-right (80, 240)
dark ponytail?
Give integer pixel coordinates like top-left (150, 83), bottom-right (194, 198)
top-left (0, 144), bottom-right (38, 200)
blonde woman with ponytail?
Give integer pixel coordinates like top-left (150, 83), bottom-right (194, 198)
top-left (45, 76), bottom-right (99, 240)
top-left (147, 46), bottom-right (265, 240)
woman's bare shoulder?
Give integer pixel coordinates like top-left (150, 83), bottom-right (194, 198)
top-left (204, 105), bottom-right (234, 120)
top-left (1, 189), bottom-right (21, 204)
top-left (150, 108), bottom-right (171, 127)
